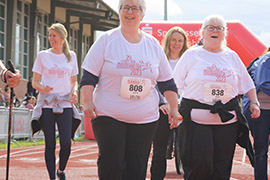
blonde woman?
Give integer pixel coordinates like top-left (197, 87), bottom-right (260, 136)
top-left (32, 23), bottom-right (80, 180)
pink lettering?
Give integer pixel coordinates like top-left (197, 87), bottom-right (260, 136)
top-left (117, 55), bottom-right (153, 76)
top-left (48, 64), bottom-right (70, 78)
top-left (203, 64), bottom-right (233, 82)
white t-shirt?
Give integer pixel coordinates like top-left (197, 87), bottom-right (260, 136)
top-left (169, 58), bottom-right (180, 70)
top-left (82, 27), bottom-right (173, 124)
top-left (32, 49), bottom-right (78, 108)
top-left (162, 58), bottom-right (180, 104)
top-left (174, 46), bottom-right (255, 125)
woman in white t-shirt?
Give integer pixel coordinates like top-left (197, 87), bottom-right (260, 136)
top-left (32, 23), bottom-right (79, 180)
top-left (150, 26), bottom-right (189, 179)
top-left (80, 0), bottom-right (180, 179)
top-left (173, 14), bottom-right (260, 180)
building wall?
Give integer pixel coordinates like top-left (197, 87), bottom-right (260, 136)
top-left (2, 0), bottom-right (116, 101)
top-left (37, 0), bottom-right (50, 14)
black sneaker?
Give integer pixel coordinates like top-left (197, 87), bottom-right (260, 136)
top-left (57, 169), bottom-right (66, 180)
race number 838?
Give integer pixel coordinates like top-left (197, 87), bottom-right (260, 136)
top-left (211, 89), bottom-right (224, 96)
top-left (204, 82), bottom-right (232, 103)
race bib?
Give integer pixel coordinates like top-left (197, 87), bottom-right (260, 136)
top-left (120, 76), bottom-right (151, 100)
top-left (204, 82), bottom-right (232, 103)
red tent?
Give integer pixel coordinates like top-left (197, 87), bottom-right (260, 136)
top-left (139, 21), bottom-right (267, 67)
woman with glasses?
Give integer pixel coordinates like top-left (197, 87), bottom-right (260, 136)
top-left (173, 14), bottom-right (260, 180)
top-left (80, 0), bottom-right (180, 180)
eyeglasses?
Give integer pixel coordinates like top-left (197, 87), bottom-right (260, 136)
top-left (205, 25), bottom-right (225, 32)
top-left (121, 5), bottom-right (141, 13)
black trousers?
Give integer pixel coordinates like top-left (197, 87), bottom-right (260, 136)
top-left (92, 116), bottom-right (158, 180)
top-left (180, 121), bottom-right (239, 180)
top-left (39, 108), bottom-right (72, 180)
top-left (150, 110), bottom-right (171, 180)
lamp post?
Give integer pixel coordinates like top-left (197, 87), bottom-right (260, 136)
top-left (164, 0), bottom-right (167, 20)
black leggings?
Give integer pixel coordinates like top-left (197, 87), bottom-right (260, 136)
top-left (39, 108), bottom-right (72, 180)
top-left (181, 121), bottom-right (239, 180)
top-left (150, 110), bottom-right (171, 180)
top-left (92, 116), bottom-right (158, 180)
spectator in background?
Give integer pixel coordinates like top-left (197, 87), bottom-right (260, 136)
top-left (0, 88), bottom-right (4, 106)
top-left (78, 105), bottom-right (83, 113)
top-left (20, 96), bottom-right (36, 109)
top-left (27, 77), bottom-right (34, 96)
top-left (12, 93), bottom-right (20, 107)
top-left (27, 76), bottom-right (39, 97)
top-left (3, 85), bottom-right (10, 107)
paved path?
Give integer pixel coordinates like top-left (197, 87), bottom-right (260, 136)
top-left (0, 140), bottom-right (259, 180)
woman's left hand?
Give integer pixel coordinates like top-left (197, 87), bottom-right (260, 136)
top-left (168, 107), bottom-right (181, 129)
top-left (70, 92), bottom-right (78, 104)
top-left (250, 103), bottom-right (260, 118)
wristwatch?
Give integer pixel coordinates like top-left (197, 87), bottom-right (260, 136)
top-left (250, 100), bottom-right (260, 107)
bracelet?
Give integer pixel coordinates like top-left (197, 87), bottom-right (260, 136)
top-left (250, 100), bottom-right (260, 107)
top-left (0, 69), bottom-right (3, 82)
top-left (3, 69), bottom-right (7, 83)
top-left (0, 69), bottom-right (7, 83)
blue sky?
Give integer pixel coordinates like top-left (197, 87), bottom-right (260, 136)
top-left (103, 0), bottom-right (270, 47)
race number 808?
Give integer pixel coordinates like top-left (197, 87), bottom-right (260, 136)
top-left (129, 84), bottom-right (143, 92)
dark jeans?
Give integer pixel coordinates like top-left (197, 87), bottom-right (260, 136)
top-left (181, 121), bottom-right (239, 180)
top-left (39, 108), bottom-right (72, 180)
top-left (150, 110), bottom-right (171, 180)
top-left (245, 109), bottom-right (270, 180)
top-left (92, 116), bottom-right (158, 180)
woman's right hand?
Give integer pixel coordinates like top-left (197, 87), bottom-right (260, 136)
top-left (84, 101), bottom-right (98, 119)
top-left (160, 104), bottom-right (169, 115)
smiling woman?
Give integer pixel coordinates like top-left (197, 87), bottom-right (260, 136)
top-left (173, 14), bottom-right (260, 180)
top-left (31, 23), bottom-right (80, 180)
top-left (80, 0), bottom-right (181, 179)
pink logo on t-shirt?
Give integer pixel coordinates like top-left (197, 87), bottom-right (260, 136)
top-left (117, 55), bottom-right (153, 76)
top-left (48, 64), bottom-right (70, 78)
top-left (203, 64), bottom-right (233, 82)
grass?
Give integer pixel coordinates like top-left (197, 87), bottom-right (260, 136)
top-left (0, 136), bottom-right (89, 149)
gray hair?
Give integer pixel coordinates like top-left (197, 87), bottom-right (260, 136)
top-left (118, 0), bottom-right (146, 15)
top-left (199, 14), bottom-right (228, 47)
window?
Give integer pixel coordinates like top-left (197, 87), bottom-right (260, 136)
top-left (36, 13), bottom-right (49, 54)
top-left (0, 0), bottom-right (6, 63)
top-left (15, 0), bottom-right (29, 79)
top-left (69, 28), bottom-right (78, 53)
top-left (82, 35), bottom-right (90, 58)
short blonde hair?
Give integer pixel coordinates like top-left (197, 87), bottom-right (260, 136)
top-left (48, 23), bottom-right (72, 62)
